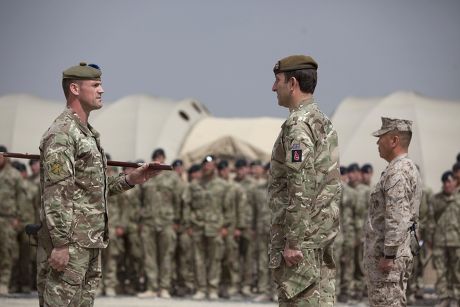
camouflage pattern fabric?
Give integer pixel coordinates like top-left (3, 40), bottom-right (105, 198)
top-left (39, 108), bottom-right (133, 306)
top-left (431, 191), bottom-right (460, 300)
top-left (0, 163), bottom-right (23, 288)
top-left (268, 98), bottom-right (341, 304)
top-left (364, 153), bottom-right (422, 306)
top-left (141, 171), bottom-right (182, 291)
top-left (182, 176), bottom-right (227, 293)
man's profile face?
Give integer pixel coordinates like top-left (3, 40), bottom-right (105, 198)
top-left (202, 161), bottom-right (215, 177)
top-left (77, 80), bottom-right (104, 111)
top-left (272, 73), bottom-right (290, 107)
top-left (377, 133), bottom-right (394, 162)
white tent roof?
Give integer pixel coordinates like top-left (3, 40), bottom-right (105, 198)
top-left (179, 117), bottom-right (284, 163)
top-left (332, 91), bottom-right (460, 191)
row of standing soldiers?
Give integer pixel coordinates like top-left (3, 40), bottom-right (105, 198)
top-left (336, 158), bottom-right (460, 306)
top-left (0, 148), bottom-right (275, 301)
top-left (1, 144), bottom-right (459, 304)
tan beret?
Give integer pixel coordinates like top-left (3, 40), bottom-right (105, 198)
top-left (273, 55), bottom-right (318, 74)
top-left (62, 62), bottom-right (102, 80)
top-left (372, 117), bottom-right (413, 137)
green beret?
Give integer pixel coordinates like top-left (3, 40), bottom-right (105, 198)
top-left (62, 62), bottom-right (102, 80)
top-left (273, 55), bottom-right (318, 74)
top-left (372, 117), bottom-right (413, 137)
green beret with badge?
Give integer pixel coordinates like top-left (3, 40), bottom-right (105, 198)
top-left (62, 62), bottom-right (102, 80)
top-left (273, 55), bottom-right (318, 74)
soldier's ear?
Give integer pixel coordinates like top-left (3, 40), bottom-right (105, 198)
top-left (69, 82), bottom-right (80, 96)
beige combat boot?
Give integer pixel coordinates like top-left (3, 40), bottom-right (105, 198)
top-left (159, 288), bottom-right (171, 298)
top-left (137, 290), bottom-right (157, 298)
top-left (192, 290), bottom-right (206, 300)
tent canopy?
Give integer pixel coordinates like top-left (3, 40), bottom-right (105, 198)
top-left (332, 91), bottom-right (460, 191)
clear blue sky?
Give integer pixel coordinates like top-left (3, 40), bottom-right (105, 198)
top-left (1, 0), bottom-right (459, 117)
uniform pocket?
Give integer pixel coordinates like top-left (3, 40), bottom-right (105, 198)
top-left (60, 266), bottom-right (83, 286)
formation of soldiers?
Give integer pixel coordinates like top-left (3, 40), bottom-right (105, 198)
top-left (1, 143), bottom-right (459, 306)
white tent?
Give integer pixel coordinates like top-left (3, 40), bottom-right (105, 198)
top-left (179, 117), bottom-right (284, 164)
top-left (332, 91), bottom-right (460, 191)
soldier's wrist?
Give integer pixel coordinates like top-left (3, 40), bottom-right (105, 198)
top-left (124, 174), bottom-right (135, 188)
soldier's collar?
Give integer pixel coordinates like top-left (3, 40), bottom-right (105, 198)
top-left (64, 107), bottom-right (93, 137)
top-left (289, 97), bottom-right (314, 113)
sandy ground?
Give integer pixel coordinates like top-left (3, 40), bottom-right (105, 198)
top-left (0, 293), bottom-right (433, 307)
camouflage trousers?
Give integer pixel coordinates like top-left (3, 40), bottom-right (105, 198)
top-left (192, 232), bottom-right (223, 292)
top-left (339, 242), bottom-right (355, 296)
top-left (433, 246), bottom-right (460, 300)
top-left (274, 246), bottom-right (336, 307)
top-left (43, 244), bottom-right (101, 307)
top-left (256, 232), bottom-right (272, 294)
top-left (36, 244), bottom-right (49, 307)
top-left (141, 225), bottom-right (176, 291)
top-left (101, 234), bottom-right (123, 292)
top-left (239, 233), bottom-right (255, 288)
top-left (11, 230), bottom-right (34, 292)
top-left (221, 233), bottom-right (239, 291)
top-left (0, 217), bottom-right (19, 287)
top-left (176, 232), bottom-right (195, 290)
top-left (365, 255), bottom-right (413, 307)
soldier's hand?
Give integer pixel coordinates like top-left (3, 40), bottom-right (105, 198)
top-left (186, 227), bottom-right (193, 236)
top-left (115, 226), bottom-right (125, 237)
top-left (234, 228), bottom-right (241, 238)
top-left (126, 163), bottom-right (162, 185)
top-left (378, 257), bottom-right (395, 273)
top-left (283, 247), bottom-right (303, 267)
top-left (49, 245), bottom-right (70, 272)
top-left (220, 227), bottom-right (228, 237)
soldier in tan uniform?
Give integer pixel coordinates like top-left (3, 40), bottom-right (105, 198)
top-left (138, 149), bottom-right (181, 298)
top-left (269, 55), bottom-right (341, 306)
top-left (0, 145), bottom-right (23, 295)
top-left (38, 62), bottom-right (161, 306)
top-left (364, 117), bottom-right (422, 307)
top-left (431, 171), bottom-right (460, 307)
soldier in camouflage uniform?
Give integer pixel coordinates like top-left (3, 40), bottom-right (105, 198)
top-left (138, 148), bottom-right (182, 298)
top-left (120, 166), bottom-right (144, 294)
top-left (38, 62), bottom-right (160, 307)
top-left (364, 117), bottom-right (422, 307)
top-left (101, 158), bottom-right (124, 296)
top-left (251, 161), bottom-right (275, 302)
top-left (217, 160), bottom-right (246, 298)
top-left (177, 164), bottom-right (202, 296)
top-left (233, 158), bottom-right (257, 297)
top-left (337, 166), bottom-right (358, 303)
top-left (0, 145), bottom-right (24, 295)
top-left (407, 166), bottom-right (433, 304)
top-left (269, 55), bottom-right (341, 306)
top-left (182, 155), bottom-right (226, 300)
top-left (10, 161), bottom-right (38, 293)
top-left (431, 171), bottom-right (460, 307)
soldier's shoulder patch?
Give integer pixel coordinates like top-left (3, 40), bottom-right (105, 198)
top-left (50, 162), bottom-right (64, 175)
top-left (291, 149), bottom-right (302, 163)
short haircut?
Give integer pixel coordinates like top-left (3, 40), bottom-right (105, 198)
top-left (397, 131), bottom-right (412, 148)
top-left (283, 69), bottom-right (317, 94)
top-left (62, 79), bottom-right (81, 99)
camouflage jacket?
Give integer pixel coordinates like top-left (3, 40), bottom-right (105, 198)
top-left (431, 191), bottom-right (460, 247)
top-left (364, 154), bottom-right (422, 258)
top-left (234, 176), bottom-right (256, 233)
top-left (340, 182), bottom-right (358, 248)
top-left (182, 175), bottom-right (226, 236)
top-left (0, 163), bottom-right (24, 218)
top-left (221, 179), bottom-right (246, 231)
top-left (142, 171), bottom-right (183, 229)
top-left (268, 98), bottom-right (341, 260)
top-left (253, 178), bottom-right (271, 235)
top-left (39, 108), bottom-right (132, 249)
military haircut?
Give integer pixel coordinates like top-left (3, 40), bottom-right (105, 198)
top-left (62, 78), bottom-right (82, 99)
top-left (283, 68), bottom-right (317, 94)
top-left (452, 162), bottom-right (460, 173)
top-left (387, 129), bottom-right (412, 148)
